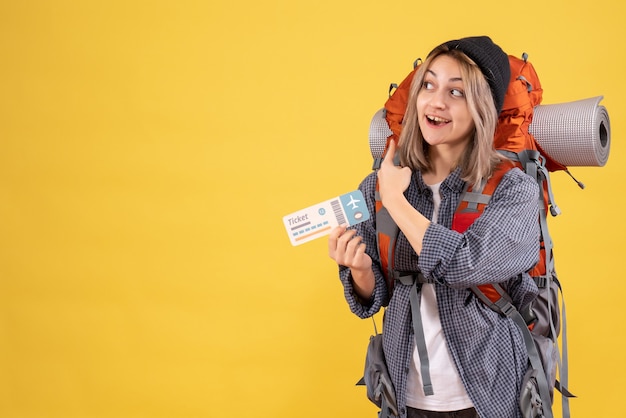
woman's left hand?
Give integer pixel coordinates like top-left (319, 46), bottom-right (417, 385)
top-left (377, 140), bottom-right (412, 205)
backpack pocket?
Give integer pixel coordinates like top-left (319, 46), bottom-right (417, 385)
top-left (358, 333), bottom-right (398, 417)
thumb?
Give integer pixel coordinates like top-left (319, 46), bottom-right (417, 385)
top-left (383, 139), bottom-right (398, 166)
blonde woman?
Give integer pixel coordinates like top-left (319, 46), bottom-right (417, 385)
top-left (329, 36), bottom-right (540, 418)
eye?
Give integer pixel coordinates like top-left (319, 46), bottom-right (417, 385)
top-left (450, 88), bottom-right (465, 98)
top-left (422, 81), bottom-right (434, 90)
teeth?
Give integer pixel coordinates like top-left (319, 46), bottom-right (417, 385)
top-left (427, 115), bottom-right (450, 123)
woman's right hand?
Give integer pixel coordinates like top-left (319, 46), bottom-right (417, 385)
top-left (329, 225), bottom-right (376, 300)
top-left (328, 225), bottom-right (372, 272)
top-left (377, 140), bottom-right (412, 207)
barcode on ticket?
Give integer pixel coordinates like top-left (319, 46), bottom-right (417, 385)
top-left (330, 199), bottom-right (347, 226)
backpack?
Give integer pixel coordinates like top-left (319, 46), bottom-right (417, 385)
top-left (369, 53), bottom-right (575, 418)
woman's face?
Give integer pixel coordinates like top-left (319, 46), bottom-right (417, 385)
top-left (416, 54), bottom-right (475, 151)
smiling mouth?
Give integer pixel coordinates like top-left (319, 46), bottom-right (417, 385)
top-left (426, 115), bottom-right (450, 126)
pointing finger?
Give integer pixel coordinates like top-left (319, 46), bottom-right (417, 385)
top-left (383, 140), bottom-right (398, 166)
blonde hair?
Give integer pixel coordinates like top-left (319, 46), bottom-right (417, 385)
top-left (398, 46), bottom-right (502, 187)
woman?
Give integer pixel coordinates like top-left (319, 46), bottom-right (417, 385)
top-left (328, 36), bottom-right (540, 418)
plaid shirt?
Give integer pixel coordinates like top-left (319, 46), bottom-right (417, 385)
top-left (340, 167), bottom-right (540, 418)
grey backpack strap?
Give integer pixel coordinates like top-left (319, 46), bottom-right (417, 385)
top-left (398, 274), bottom-right (434, 396)
top-left (470, 283), bottom-right (514, 314)
top-left (458, 178), bottom-right (490, 211)
top-left (557, 292), bottom-right (573, 417)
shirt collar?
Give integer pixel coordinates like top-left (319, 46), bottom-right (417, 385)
top-left (413, 167), bottom-right (466, 194)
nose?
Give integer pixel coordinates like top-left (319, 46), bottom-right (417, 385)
top-left (429, 89), bottom-right (447, 109)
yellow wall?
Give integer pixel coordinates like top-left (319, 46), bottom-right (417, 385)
top-left (0, 1), bottom-right (623, 417)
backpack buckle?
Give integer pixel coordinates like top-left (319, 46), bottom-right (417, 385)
top-left (495, 298), bottom-right (517, 318)
top-left (393, 271), bottom-right (433, 286)
top-left (534, 275), bottom-right (549, 289)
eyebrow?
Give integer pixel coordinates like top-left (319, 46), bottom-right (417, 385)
top-left (426, 69), bottom-right (463, 83)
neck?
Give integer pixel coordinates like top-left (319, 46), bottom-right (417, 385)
top-left (423, 145), bottom-right (463, 184)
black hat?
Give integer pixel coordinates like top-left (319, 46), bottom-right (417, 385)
top-left (430, 36), bottom-right (510, 114)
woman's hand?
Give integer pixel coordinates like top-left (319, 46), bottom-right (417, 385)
top-left (377, 140), bottom-right (412, 206)
top-left (328, 225), bottom-right (372, 272)
top-left (328, 224), bottom-right (375, 299)
top-left (377, 140), bottom-right (430, 255)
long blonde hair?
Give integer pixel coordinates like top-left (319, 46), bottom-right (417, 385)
top-left (398, 46), bottom-right (502, 187)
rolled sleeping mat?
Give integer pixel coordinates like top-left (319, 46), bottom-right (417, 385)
top-left (529, 96), bottom-right (610, 167)
top-left (369, 96), bottom-right (611, 167)
top-left (369, 108), bottom-right (393, 161)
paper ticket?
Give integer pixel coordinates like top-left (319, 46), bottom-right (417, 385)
top-left (283, 190), bottom-right (370, 246)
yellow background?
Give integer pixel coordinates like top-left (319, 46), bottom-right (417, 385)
top-left (0, 1), bottom-right (623, 417)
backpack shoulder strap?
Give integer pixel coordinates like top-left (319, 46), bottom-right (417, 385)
top-left (451, 161), bottom-right (555, 417)
top-left (374, 141), bottom-right (402, 294)
top-left (451, 160), bottom-right (535, 322)
top-left (451, 159), bottom-right (516, 233)
top-left (375, 194), bottom-right (399, 293)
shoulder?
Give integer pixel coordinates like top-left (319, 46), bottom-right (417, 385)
top-left (358, 171), bottom-right (378, 187)
top-left (357, 171), bottom-right (378, 196)
top-left (355, 172), bottom-right (379, 218)
top-left (494, 166), bottom-right (540, 203)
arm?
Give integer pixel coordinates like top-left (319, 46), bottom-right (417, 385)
top-left (420, 168), bottom-right (540, 288)
top-left (376, 140), bottom-right (431, 255)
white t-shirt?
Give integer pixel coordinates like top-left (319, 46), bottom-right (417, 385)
top-left (405, 181), bottom-right (474, 411)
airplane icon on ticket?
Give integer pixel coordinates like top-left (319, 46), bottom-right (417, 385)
top-left (346, 194), bottom-right (361, 210)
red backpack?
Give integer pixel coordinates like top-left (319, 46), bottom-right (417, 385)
top-left (371, 53), bottom-right (574, 418)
